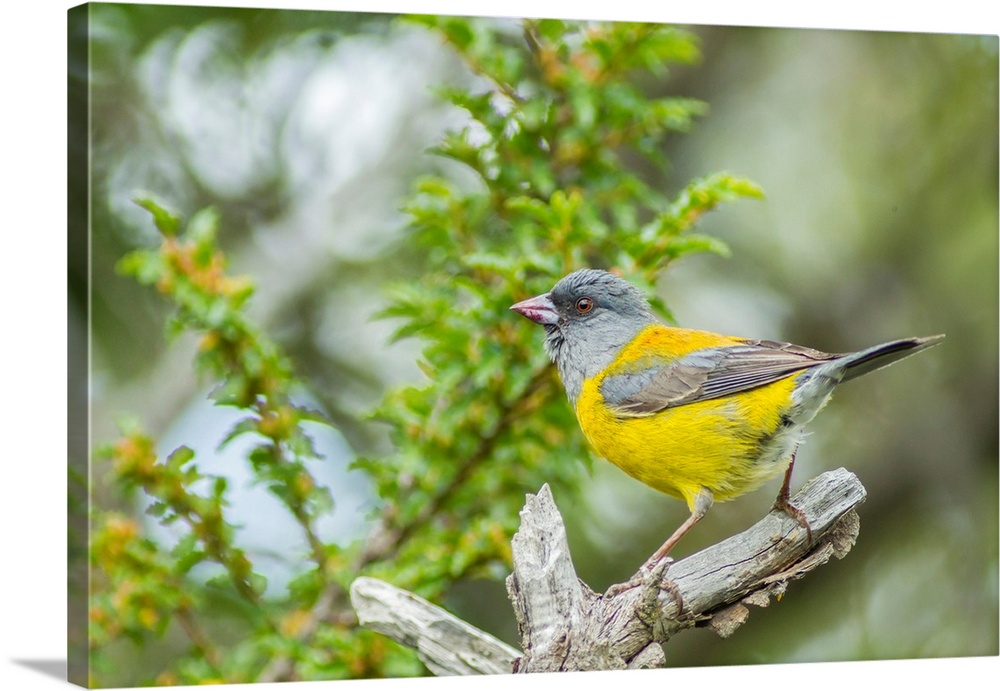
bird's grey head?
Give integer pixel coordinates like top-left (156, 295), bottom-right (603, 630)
top-left (510, 269), bottom-right (657, 404)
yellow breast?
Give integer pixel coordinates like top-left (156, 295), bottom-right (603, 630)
top-left (573, 325), bottom-right (800, 510)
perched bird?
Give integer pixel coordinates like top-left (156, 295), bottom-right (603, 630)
top-left (511, 268), bottom-right (943, 561)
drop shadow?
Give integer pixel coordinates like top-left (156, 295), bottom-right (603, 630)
top-left (12, 659), bottom-right (66, 681)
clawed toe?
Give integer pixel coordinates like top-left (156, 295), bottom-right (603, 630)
top-left (658, 577), bottom-right (684, 613)
top-left (772, 496), bottom-right (813, 544)
top-left (604, 558), bottom-right (684, 613)
top-left (604, 576), bottom-right (643, 599)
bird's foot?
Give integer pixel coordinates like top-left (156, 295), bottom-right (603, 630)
top-left (604, 554), bottom-right (684, 613)
top-left (603, 575), bottom-right (643, 599)
top-left (658, 577), bottom-right (684, 614)
top-left (772, 495), bottom-right (813, 544)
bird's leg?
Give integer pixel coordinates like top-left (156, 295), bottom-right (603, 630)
top-left (649, 512), bottom-right (701, 564)
top-left (649, 487), bottom-right (714, 564)
top-left (605, 489), bottom-right (713, 610)
top-left (771, 452), bottom-right (813, 543)
top-left (631, 488), bottom-right (714, 612)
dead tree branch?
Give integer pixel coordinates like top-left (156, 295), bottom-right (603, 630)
top-left (350, 577), bottom-right (519, 675)
top-left (351, 467), bottom-right (866, 674)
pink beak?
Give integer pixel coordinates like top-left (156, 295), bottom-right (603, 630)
top-left (510, 293), bottom-right (559, 326)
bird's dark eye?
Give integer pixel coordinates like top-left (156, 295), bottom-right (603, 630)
top-left (575, 297), bottom-right (594, 314)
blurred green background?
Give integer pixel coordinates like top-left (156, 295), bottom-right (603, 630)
top-left (75, 2), bottom-right (998, 678)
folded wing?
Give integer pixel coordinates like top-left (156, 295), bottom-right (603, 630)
top-left (600, 339), bottom-right (838, 416)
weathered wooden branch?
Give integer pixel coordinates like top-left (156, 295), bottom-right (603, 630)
top-left (351, 467), bottom-right (866, 674)
top-left (350, 576), bottom-right (520, 675)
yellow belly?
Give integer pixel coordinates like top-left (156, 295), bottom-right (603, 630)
top-left (575, 367), bottom-right (799, 511)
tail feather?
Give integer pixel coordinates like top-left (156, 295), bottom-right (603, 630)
top-left (839, 334), bottom-right (945, 383)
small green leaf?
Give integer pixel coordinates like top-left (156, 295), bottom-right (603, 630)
top-left (441, 17), bottom-right (475, 50)
top-left (146, 501), bottom-right (169, 518)
top-left (166, 445), bottom-right (196, 470)
top-left (116, 250), bottom-right (163, 285)
top-left (534, 18), bottom-right (567, 42)
top-left (133, 196), bottom-right (181, 237)
top-left (665, 233), bottom-right (732, 259)
top-left (219, 417), bottom-right (261, 449)
top-left (186, 207), bottom-right (219, 245)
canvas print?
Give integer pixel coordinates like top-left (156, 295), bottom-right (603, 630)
top-left (68, 2), bottom-right (999, 688)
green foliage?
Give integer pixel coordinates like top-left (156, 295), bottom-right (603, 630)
top-left (89, 16), bottom-right (761, 686)
top-left (356, 18), bottom-right (762, 597)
